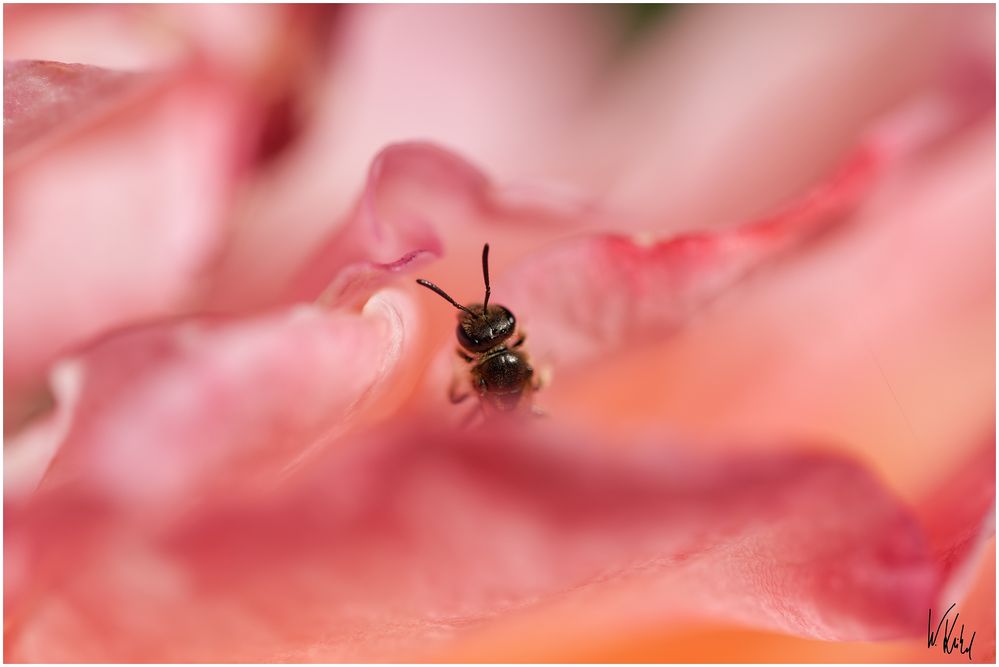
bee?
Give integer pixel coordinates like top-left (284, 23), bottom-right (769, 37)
top-left (416, 244), bottom-right (541, 421)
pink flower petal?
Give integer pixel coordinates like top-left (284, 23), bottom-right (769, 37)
top-left (4, 60), bottom-right (147, 160)
top-left (4, 61), bottom-right (252, 407)
top-left (4, 6), bottom-right (325, 83)
top-left (496, 145), bottom-right (876, 371)
top-left (209, 142), bottom-right (599, 311)
top-left (490, 48), bottom-right (988, 376)
top-left (6, 423), bottom-right (938, 661)
top-left (526, 112), bottom-right (993, 507)
top-left (3, 5), bottom-right (185, 71)
top-left (206, 4), bottom-right (616, 309)
top-left (918, 435), bottom-right (996, 605)
top-left (562, 4), bottom-right (994, 229)
top-left (7, 289), bottom-right (420, 511)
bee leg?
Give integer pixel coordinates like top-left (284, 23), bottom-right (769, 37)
top-left (448, 379), bottom-right (470, 404)
top-left (532, 365), bottom-right (552, 391)
top-left (459, 403), bottom-right (485, 429)
top-left (456, 348), bottom-right (474, 363)
top-left (511, 334), bottom-right (526, 349)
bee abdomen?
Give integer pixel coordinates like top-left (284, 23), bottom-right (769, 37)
top-left (472, 349), bottom-right (534, 411)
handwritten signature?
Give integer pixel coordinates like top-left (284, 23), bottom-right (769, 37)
top-left (928, 603), bottom-right (976, 660)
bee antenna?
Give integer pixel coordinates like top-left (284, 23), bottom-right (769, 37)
top-left (481, 243), bottom-right (491, 312)
top-left (416, 279), bottom-right (476, 316)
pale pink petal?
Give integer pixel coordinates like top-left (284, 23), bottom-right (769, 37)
top-left (6, 423), bottom-right (937, 661)
top-left (8, 289), bottom-right (420, 512)
top-left (3, 6), bottom-right (326, 83)
top-left (562, 4), bottom-right (994, 229)
top-left (4, 61), bottom-right (252, 406)
top-left (3, 361), bottom-right (83, 500)
top-left (4, 60), bottom-right (148, 159)
top-left (3, 5), bottom-right (184, 70)
top-left (207, 5), bottom-right (616, 309)
top-left (209, 142), bottom-right (600, 311)
top-left (4, 6), bottom-right (337, 169)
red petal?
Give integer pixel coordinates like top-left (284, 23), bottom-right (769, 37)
top-left (4, 61), bottom-right (252, 404)
top-left (5, 423), bottom-right (937, 661)
top-left (6, 290), bottom-right (420, 510)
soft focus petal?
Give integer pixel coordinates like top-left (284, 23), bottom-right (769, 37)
top-left (3, 6), bottom-right (324, 83)
top-left (541, 114), bottom-right (993, 504)
top-left (487, 68), bottom-right (994, 498)
top-left (563, 4), bottom-right (994, 229)
top-left (6, 422), bottom-right (937, 661)
top-left (4, 60), bottom-right (146, 159)
top-left (3, 5), bottom-right (184, 70)
top-left (4, 61), bottom-right (252, 413)
top-left (5, 5), bottom-right (340, 170)
top-left (434, 441), bottom-right (996, 663)
top-left (3, 361), bottom-right (82, 499)
top-left (210, 142), bottom-right (599, 311)
top-left (438, 542), bottom-right (994, 663)
top-left (207, 5), bottom-right (615, 308)
top-left (495, 147), bottom-right (874, 372)
top-left (5, 289), bottom-right (420, 511)
top-left (918, 436), bottom-right (996, 604)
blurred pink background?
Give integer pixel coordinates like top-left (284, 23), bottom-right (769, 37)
top-left (4, 4), bottom-right (995, 663)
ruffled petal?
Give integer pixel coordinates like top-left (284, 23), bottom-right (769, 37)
top-left (495, 145), bottom-right (876, 371)
top-left (4, 61), bottom-right (252, 410)
top-left (521, 116), bottom-right (992, 505)
top-left (209, 142), bottom-right (599, 311)
top-left (493, 50), bottom-right (992, 374)
top-left (5, 289), bottom-right (420, 512)
top-left (5, 422), bottom-right (938, 661)
top-left (206, 3), bottom-right (617, 309)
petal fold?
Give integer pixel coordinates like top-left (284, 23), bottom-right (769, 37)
top-left (8, 290), bottom-right (420, 511)
top-left (6, 423), bottom-right (938, 661)
top-left (211, 142), bottom-right (597, 311)
top-left (498, 148), bottom-right (875, 371)
top-left (4, 60), bottom-right (252, 409)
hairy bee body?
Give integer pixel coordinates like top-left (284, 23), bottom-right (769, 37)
top-left (417, 244), bottom-right (541, 422)
top-left (469, 345), bottom-right (534, 412)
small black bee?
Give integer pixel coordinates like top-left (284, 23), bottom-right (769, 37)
top-left (417, 244), bottom-right (540, 420)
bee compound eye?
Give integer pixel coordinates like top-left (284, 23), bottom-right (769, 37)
top-left (456, 322), bottom-right (479, 350)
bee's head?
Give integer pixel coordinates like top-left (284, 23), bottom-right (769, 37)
top-left (416, 243), bottom-right (516, 353)
top-left (454, 303), bottom-right (515, 353)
